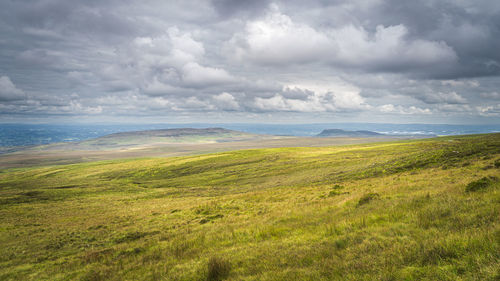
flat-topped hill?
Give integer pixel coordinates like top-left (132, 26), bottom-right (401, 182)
top-left (317, 129), bottom-right (384, 137)
top-left (99, 127), bottom-right (238, 138)
top-left (81, 127), bottom-right (258, 146)
top-left (6, 127), bottom-right (269, 154)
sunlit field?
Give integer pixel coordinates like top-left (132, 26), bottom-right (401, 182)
top-left (0, 134), bottom-right (499, 280)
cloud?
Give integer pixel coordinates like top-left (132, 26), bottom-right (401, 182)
top-left (0, 76), bottom-right (25, 101)
top-left (178, 96), bottom-right (214, 110)
top-left (142, 77), bottom-right (186, 97)
top-left (330, 24), bottom-right (457, 72)
top-left (228, 6), bottom-right (457, 73)
top-left (253, 94), bottom-right (324, 112)
top-left (419, 92), bottom-right (467, 104)
top-left (129, 27), bottom-right (205, 70)
top-left (181, 62), bottom-right (236, 87)
top-left (476, 104), bottom-right (500, 116)
top-left (211, 0), bottom-right (271, 18)
top-left (378, 104), bottom-right (432, 115)
top-left (0, 0), bottom-right (499, 123)
top-left (212, 92), bottom-right (240, 110)
top-left (251, 85), bottom-right (366, 112)
top-left (229, 5), bottom-right (334, 65)
top-left (90, 26), bottom-right (242, 97)
top-left (126, 27), bottom-right (244, 94)
top-left (480, 92), bottom-right (500, 100)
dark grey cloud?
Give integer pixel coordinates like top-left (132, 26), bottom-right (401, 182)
top-left (212, 0), bottom-right (271, 18)
top-left (0, 0), bottom-right (499, 123)
top-left (363, 0), bottom-right (500, 78)
top-left (269, 0), bottom-right (500, 78)
top-left (0, 76), bottom-right (26, 101)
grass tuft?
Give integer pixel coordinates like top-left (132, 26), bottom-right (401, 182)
top-left (358, 192), bottom-right (380, 206)
top-left (465, 176), bottom-right (498, 192)
top-left (207, 256), bottom-right (231, 281)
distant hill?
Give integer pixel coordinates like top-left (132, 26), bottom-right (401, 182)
top-left (317, 129), bottom-right (384, 137)
top-left (63, 127), bottom-right (264, 148)
top-left (3, 127), bottom-right (272, 154)
top-left (99, 127), bottom-right (241, 139)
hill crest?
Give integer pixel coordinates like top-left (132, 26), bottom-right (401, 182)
top-left (317, 129), bottom-right (384, 137)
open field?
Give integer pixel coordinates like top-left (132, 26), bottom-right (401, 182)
top-left (0, 136), bottom-right (402, 169)
top-left (0, 134), bottom-right (499, 280)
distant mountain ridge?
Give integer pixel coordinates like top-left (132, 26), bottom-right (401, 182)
top-left (317, 129), bottom-right (384, 137)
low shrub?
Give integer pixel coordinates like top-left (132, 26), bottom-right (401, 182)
top-left (357, 193), bottom-right (380, 206)
top-left (328, 184), bottom-right (348, 196)
top-left (207, 256), bottom-right (231, 281)
top-left (113, 231), bottom-right (149, 243)
top-left (328, 190), bottom-right (341, 197)
top-left (332, 184), bottom-right (344, 189)
top-left (465, 176), bottom-right (498, 192)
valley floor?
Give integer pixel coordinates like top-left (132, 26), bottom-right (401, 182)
top-left (0, 136), bottom-right (401, 169)
top-left (0, 134), bottom-right (499, 280)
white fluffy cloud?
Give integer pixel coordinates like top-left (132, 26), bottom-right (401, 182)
top-left (82, 26), bottom-right (242, 98)
top-left (378, 104), bottom-right (432, 115)
top-left (181, 62), bottom-right (236, 87)
top-left (212, 92), bottom-right (240, 110)
top-left (476, 104), bottom-right (500, 116)
top-left (330, 24), bottom-right (457, 70)
top-left (128, 27), bottom-right (241, 95)
top-left (229, 5), bottom-right (334, 65)
top-left (252, 85), bottom-right (367, 112)
top-left (254, 94), bottom-right (325, 112)
top-left (132, 27), bottom-right (205, 68)
top-left (229, 7), bottom-right (457, 72)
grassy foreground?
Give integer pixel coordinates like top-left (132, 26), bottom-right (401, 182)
top-left (0, 134), bottom-right (499, 280)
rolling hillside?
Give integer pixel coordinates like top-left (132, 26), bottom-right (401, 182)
top-left (0, 134), bottom-right (499, 280)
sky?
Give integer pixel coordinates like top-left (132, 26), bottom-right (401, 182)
top-left (0, 0), bottom-right (499, 124)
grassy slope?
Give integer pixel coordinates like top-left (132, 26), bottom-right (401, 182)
top-left (0, 134), bottom-right (499, 280)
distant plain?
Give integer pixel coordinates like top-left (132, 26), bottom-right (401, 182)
top-left (0, 128), bottom-right (409, 168)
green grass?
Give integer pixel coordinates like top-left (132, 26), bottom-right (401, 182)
top-left (0, 134), bottom-right (499, 280)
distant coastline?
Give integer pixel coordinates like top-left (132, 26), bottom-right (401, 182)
top-left (0, 123), bottom-right (498, 147)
